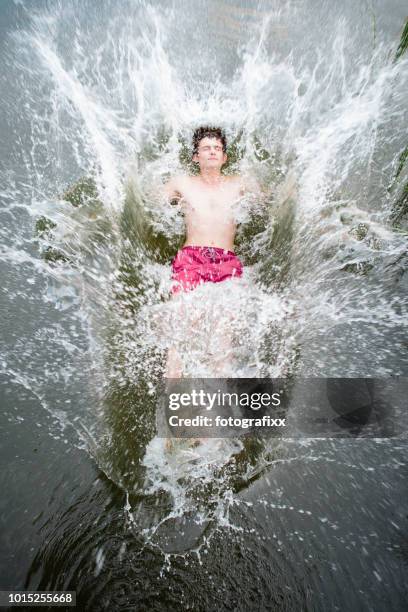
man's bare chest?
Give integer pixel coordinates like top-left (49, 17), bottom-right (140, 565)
top-left (179, 184), bottom-right (242, 213)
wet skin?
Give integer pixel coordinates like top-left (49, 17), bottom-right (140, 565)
top-left (163, 136), bottom-right (258, 252)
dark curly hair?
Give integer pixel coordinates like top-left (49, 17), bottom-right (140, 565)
top-left (192, 126), bottom-right (227, 156)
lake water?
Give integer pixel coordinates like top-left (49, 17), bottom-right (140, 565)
top-left (0, 0), bottom-right (407, 610)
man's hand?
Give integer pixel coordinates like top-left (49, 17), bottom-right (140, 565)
top-left (162, 177), bottom-right (182, 205)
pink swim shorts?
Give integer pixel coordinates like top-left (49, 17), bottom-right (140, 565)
top-left (171, 245), bottom-right (243, 294)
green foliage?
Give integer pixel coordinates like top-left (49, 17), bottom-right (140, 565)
top-left (388, 19), bottom-right (408, 228)
top-left (35, 215), bottom-right (57, 239)
top-left (388, 146), bottom-right (408, 230)
top-left (41, 246), bottom-right (71, 264)
top-left (61, 176), bottom-right (101, 207)
top-left (35, 175), bottom-right (106, 264)
top-left (388, 146), bottom-right (408, 229)
top-left (394, 146), bottom-right (408, 182)
top-left (391, 181), bottom-right (408, 228)
top-left (137, 127), bottom-right (173, 164)
top-left (395, 18), bottom-right (408, 62)
top-left (34, 215), bottom-right (68, 264)
top-left (120, 182), bottom-right (183, 264)
top-left (341, 261), bottom-right (374, 275)
top-left (349, 223), bottom-right (369, 241)
top-left (252, 136), bottom-right (271, 162)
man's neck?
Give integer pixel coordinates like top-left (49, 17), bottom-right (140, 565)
top-left (198, 169), bottom-right (224, 186)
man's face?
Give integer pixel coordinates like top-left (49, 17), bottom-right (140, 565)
top-left (193, 136), bottom-right (227, 171)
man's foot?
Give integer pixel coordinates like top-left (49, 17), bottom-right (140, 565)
top-left (164, 437), bottom-right (205, 453)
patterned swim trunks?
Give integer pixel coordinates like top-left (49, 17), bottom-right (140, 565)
top-left (171, 245), bottom-right (243, 294)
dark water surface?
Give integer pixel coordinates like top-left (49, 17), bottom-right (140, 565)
top-left (1, 374), bottom-right (407, 610)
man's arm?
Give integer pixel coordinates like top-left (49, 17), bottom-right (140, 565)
top-left (243, 171), bottom-right (297, 204)
top-left (241, 174), bottom-right (264, 199)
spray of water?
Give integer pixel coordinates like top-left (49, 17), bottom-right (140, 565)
top-left (1, 0), bottom-right (407, 556)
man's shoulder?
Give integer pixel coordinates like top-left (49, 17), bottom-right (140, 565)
top-left (213, 174), bottom-right (242, 187)
top-left (225, 174), bottom-right (245, 192)
top-left (162, 175), bottom-right (187, 197)
top-left (169, 174), bottom-right (192, 189)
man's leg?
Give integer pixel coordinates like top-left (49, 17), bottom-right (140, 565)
top-left (165, 286), bottom-right (206, 378)
top-left (208, 308), bottom-right (236, 377)
top-left (164, 290), bottom-right (185, 378)
top-left (165, 345), bottom-right (183, 378)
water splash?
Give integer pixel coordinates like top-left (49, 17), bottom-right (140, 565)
top-left (1, 0), bottom-right (407, 554)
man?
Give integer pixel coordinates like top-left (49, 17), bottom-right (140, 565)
top-left (162, 126), bottom-right (260, 377)
top-left (163, 126), bottom-right (260, 295)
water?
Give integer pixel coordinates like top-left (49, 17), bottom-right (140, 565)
top-left (1, 0), bottom-right (407, 609)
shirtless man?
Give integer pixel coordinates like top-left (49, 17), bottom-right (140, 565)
top-left (164, 126), bottom-right (259, 295)
top-left (163, 126), bottom-right (259, 376)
